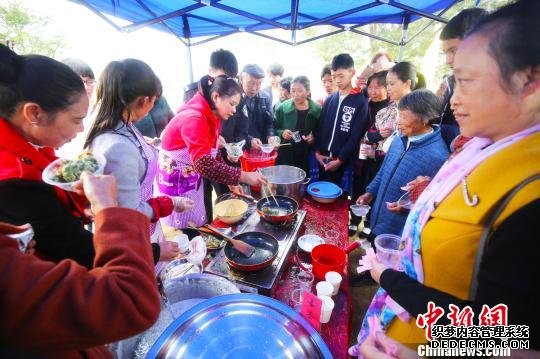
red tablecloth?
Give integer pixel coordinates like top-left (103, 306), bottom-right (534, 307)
top-left (273, 197), bottom-right (351, 359)
top-left (209, 197), bottom-right (352, 358)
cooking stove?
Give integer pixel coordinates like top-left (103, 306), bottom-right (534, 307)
top-left (204, 209), bottom-right (306, 295)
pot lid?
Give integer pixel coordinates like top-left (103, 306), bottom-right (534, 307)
top-left (147, 293), bottom-right (332, 358)
top-left (307, 181), bottom-right (342, 198)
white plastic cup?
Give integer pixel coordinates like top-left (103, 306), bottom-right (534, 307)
top-left (292, 131), bottom-right (302, 143)
top-left (325, 271), bottom-right (342, 296)
top-left (358, 143), bottom-right (372, 160)
top-left (319, 295), bottom-right (335, 323)
top-left (171, 233), bottom-right (191, 256)
top-left (316, 281), bottom-right (334, 298)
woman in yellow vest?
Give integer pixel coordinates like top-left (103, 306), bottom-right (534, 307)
top-left (350, 0), bottom-right (540, 356)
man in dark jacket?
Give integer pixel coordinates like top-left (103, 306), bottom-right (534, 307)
top-left (240, 64), bottom-right (275, 151)
top-left (315, 53), bottom-right (369, 187)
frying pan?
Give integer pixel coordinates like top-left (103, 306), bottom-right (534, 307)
top-left (224, 231), bottom-right (279, 272)
top-left (256, 195), bottom-right (299, 225)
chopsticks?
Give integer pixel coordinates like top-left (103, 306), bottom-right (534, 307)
top-left (257, 169), bottom-right (279, 207)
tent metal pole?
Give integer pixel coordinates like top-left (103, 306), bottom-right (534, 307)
top-left (182, 15), bottom-right (194, 83)
top-left (290, 0), bottom-right (299, 44)
top-left (185, 40), bottom-right (194, 83)
top-left (74, 0), bottom-right (122, 31)
top-left (398, 13), bottom-right (410, 61)
top-left (388, 0), bottom-right (448, 23)
top-left (122, 4), bottom-right (203, 32)
top-left (300, 2), bottom-right (380, 29)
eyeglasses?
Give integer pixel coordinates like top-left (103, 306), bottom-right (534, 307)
top-left (82, 78), bottom-right (96, 86)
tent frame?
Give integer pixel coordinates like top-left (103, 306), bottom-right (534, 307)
top-left (74, 0), bottom-right (459, 80)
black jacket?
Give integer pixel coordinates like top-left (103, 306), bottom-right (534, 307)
top-left (221, 95), bottom-right (250, 144)
top-left (244, 91), bottom-right (274, 144)
top-left (439, 75), bottom-right (460, 147)
top-left (315, 91), bottom-right (369, 162)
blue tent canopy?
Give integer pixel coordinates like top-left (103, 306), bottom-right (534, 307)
top-left (71, 0), bottom-right (458, 46)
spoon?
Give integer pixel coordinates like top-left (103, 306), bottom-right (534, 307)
top-left (203, 224), bottom-right (256, 257)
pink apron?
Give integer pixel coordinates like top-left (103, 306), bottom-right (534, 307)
top-left (156, 143), bottom-right (218, 229)
top-left (129, 124), bottom-right (165, 244)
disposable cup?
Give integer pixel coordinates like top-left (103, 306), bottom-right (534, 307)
top-left (325, 271), bottom-right (342, 296)
top-left (316, 281), bottom-right (334, 298)
top-left (374, 234), bottom-right (404, 270)
top-left (297, 270), bottom-right (314, 291)
top-left (319, 296), bottom-right (335, 323)
top-left (289, 288), bottom-right (304, 311)
top-left (359, 143), bottom-right (372, 160)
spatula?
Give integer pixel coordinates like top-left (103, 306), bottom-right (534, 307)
top-left (203, 224), bottom-right (256, 257)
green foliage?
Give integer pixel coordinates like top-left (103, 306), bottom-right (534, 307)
top-left (0, 1), bottom-right (64, 56)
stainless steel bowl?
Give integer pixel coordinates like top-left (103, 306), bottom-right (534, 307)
top-left (130, 273), bottom-right (240, 359)
top-left (147, 293), bottom-right (332, 358)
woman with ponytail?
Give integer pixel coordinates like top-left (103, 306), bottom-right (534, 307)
top-left (86, 59), bottom-right (193, 263)
top-left (157, 75), bottom-right (267, 228)
top-left (360, 62), bottom-right (425, 165)
top-left (0, 44), bottom-right (95, 268)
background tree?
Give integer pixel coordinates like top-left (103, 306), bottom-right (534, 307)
top-left (304, 0), bottom-right (512, 88)
top-left (0, 1), bottom-right (64, 56)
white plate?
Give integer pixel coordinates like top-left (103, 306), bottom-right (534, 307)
top-left (297, 234), bottom-right (325, 253)
top-left (42, 153), bottom-right (106, 192)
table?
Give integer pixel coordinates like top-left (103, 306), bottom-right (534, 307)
top-left (210, 197), bottom-right (352, 359)
top-left (273, 197), bottom-right (351, 359)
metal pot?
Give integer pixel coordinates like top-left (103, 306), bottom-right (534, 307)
top-left (258, 165), bottom-right (310, 203)
top-left (130, 274), bottom-right (240, 359)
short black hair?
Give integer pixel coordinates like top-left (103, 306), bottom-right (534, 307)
top-left (292, 75), bottom-right (310, 93)
top-left (209, 49), bottom-right (238, 77)
top-left (320, 64), bottom-right (332, 79)
top-left (467, 0), bottom-right (540, 89)
top-left (61, 57), bottom-right (95, 79)
top-left (279, 76), bottom-right (292, 93)
top-left (367, 70), bottom-right (388, 88)
top-left (267, 62), bottom-right (284, 76)
top-left (331, 53), bottom-right (354, 71)
top-left (398, 89), bottom-right (441, 124)
top-left (440, 8), bottom-right (488, 40)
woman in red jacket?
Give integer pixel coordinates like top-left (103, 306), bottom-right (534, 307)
top-left (157, 75), bottom-right (266, 228)
top-left (0, 44), bottom-right (95, 267)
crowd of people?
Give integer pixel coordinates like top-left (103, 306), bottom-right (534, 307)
top-left (0, 0), bottom-right (538, 357)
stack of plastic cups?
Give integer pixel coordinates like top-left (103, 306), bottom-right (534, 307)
top-left (315, 281), bottom-right (335, 324)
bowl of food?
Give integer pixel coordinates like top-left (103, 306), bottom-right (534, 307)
top-left (42, 152), bottom-right (106, 191)
top-left (213, 199), bottom-right (248, 224)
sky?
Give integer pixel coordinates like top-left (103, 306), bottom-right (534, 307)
top-left (20, 0), bottom-right (331, 110)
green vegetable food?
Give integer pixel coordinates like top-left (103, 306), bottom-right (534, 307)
top-left (52, 153), bottom-right (99, 183)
